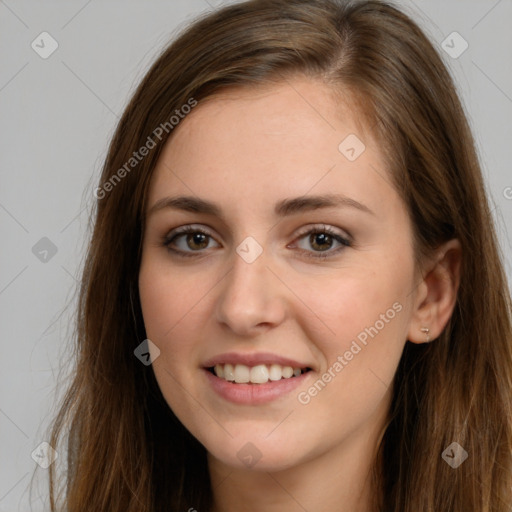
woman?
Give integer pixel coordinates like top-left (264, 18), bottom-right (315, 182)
top-left (47, 0), bottom-right (512, 510)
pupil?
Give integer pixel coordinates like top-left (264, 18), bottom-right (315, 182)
top-left (311, 233), bottom-right (331, 250)
top-left (188, 233), bottom-right (208, 249)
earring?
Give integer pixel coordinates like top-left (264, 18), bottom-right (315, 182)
top-left (420, 327), bottom-right (430, 343)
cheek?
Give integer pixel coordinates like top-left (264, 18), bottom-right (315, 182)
top-left (301, 267), bottom-right (410, 382)
top-left (138, 260), bottom-right (213, 345)
top-left (138, 263), bottom-right (207, 409)
top-left (293, 277), bottom-right (408, 436)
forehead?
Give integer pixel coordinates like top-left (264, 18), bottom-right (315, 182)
top-left (147, 78), bottom-right (395, 216)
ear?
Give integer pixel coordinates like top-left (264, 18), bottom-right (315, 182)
top-left (407, 238), bottom-right (462, 344)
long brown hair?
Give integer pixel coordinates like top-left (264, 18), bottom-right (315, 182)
top-left (46, 0), bottom-right (512, 510)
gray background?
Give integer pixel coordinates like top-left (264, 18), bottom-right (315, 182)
top-left (1, 0), bottom-right (511, 510)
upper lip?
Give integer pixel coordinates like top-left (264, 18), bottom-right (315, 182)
top-left (202, 352), bottom-right (311, 369)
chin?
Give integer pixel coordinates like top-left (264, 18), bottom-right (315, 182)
top-left (207, 444), bottom-right (305, 472)
top-left (200, 428), bottom-right (312, 472)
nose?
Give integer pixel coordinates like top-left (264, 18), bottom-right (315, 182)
top-left (214, 244), bottom-right (287, 337)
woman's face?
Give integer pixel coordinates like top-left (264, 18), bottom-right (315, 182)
top-left (139, 77), bottom-right (420, 472)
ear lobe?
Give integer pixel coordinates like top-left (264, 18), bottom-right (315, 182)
top-left (407, 238), bottom-right (462, 344)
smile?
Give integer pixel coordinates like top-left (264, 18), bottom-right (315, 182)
top-left (209, 363), bottom-right (311, 384)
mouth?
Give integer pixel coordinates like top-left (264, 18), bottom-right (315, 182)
top-left (206, 363), bottom-right (313, 385)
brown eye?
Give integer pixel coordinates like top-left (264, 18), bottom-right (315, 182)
top-left (163, 226), bottom-right (220, 256)
top-left (308, 232), bottom-right (334, 252)
top-left (292, 225), bottom-right (351, 260)
top-left (184, 232), bottom-right (209, 250)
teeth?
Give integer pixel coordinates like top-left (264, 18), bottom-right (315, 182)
top-left (234, 364), bottom-right (250, 383)
top-left (212, 363), bottom-right (306, 384)
top-left (214, 364), bottom-right (224, 379)
top-left (250, 364), bottom-right (269, 384)
top-left (269, 364), bottom-right (282, 381)
top-left (282, 366), bottom-right (293, 378)
top-left (224, 363), bottom-right (235, 381)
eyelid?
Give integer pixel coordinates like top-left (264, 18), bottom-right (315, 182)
top-left (293, 223), bottom-right (351, 242)
top-left (164, 224), bottom-right (217, 240)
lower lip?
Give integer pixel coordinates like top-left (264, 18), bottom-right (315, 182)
top-left (203, 369), bottom-right (311, 404)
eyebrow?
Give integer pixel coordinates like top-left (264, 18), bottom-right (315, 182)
top-left (146, 193), bottom-right (375, 219)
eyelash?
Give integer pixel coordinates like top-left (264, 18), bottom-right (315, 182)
top-left (162, 224), bottom-right (352, 260)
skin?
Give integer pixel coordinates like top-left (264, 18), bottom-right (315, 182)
top-left (138, 76), bottom-right (461, 512)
